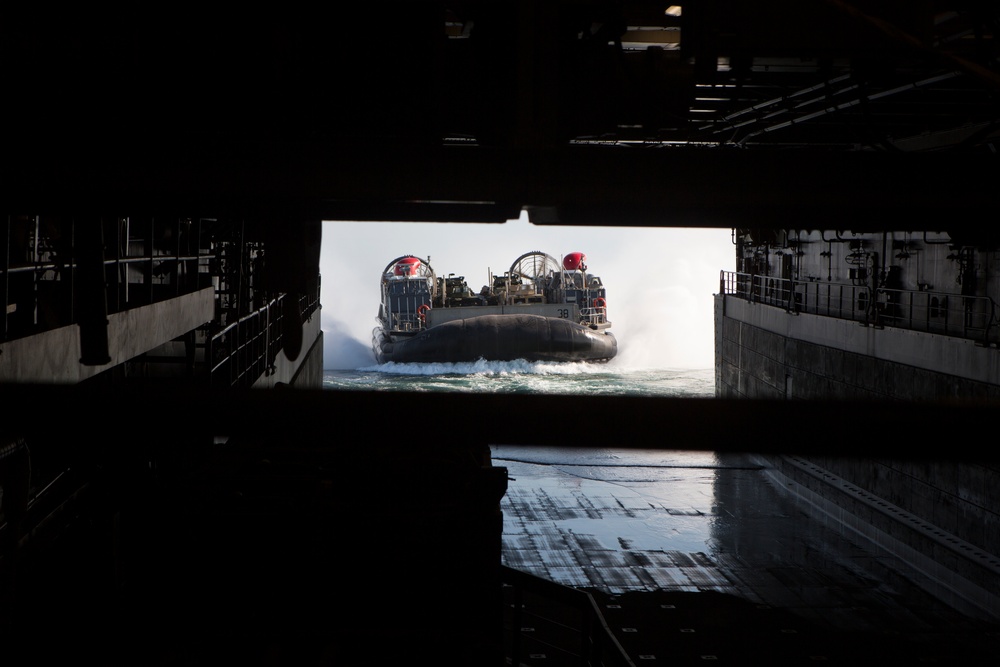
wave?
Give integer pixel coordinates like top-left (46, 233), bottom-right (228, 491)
top-left (358, 358), bottom-right (611, 377)
top-left (327, 364), bottom-right (715, 397)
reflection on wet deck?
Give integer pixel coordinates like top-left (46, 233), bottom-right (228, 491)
top-left (493, 446), bottom-right (1000, 663)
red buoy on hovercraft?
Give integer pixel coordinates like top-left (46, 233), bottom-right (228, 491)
top-left (563, 252), bottom-right (587, 271)
top-left (394, 256), bottom-right (422, 276)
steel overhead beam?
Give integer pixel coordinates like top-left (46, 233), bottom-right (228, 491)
top-left (1, 382), bottom-right (997, 460)
top-left (4, 144), bottom-right (998, 231)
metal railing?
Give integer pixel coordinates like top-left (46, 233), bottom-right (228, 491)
top-left (3, 215), bottom-right (214, 343)
top-left (580, 306), bottom-right (609, 327)
top-left (390, 310), bottom-right (425, 332)
top-left (872, 287), bottom-right (995, 341)
top-left (5, 215), bottom-right (322, 387)
top-left (209, 300), bottom-right (277, 389)
top-left (721, 271), bottom-right (998, 345)
top-left (208, 290), bottom-right (321, 388)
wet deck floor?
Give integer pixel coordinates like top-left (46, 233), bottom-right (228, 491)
top-left (10, 442), bottom-right (999, 665)
top-left (492, 446), bottom-right (1000, 665)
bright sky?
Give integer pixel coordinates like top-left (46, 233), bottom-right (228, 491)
top-left (320, 211), bottom-right (734, 370)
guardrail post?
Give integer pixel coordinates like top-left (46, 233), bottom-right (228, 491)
top-left (77, 217), bottom-right (111, 365)
top-left (3, 216), bottom-right (8, 339)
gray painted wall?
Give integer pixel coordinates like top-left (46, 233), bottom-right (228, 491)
top-left (715, 294), bottom-right (1000, 621)
top-left (0, 287), bottom-right (215, 384)
top-left (252, 315), bottom-right (324, 389)
top-left (716, 295), bottom-right (1000, 400)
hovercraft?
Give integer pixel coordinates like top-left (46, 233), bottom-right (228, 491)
top-left (372, 251), bottom-right (617, 364)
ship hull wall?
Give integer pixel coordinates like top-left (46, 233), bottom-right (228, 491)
top-left (252, 313), bottom-right (324, 389)
top-left (715, 293), bottom-right (1000, 621)
top-left (0, 286), bottom-right (216, 384)
top-left (715, 295), bottom-right (1000, 400)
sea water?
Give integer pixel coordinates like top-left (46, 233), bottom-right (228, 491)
top-left (322, 361), bottom-right (715, 397)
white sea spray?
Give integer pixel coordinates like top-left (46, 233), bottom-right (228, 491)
top-left (325, 365), bottom-right (715, 397)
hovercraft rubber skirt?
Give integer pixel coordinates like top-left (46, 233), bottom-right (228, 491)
top-left (379, 314), bottom-right (617, 363)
